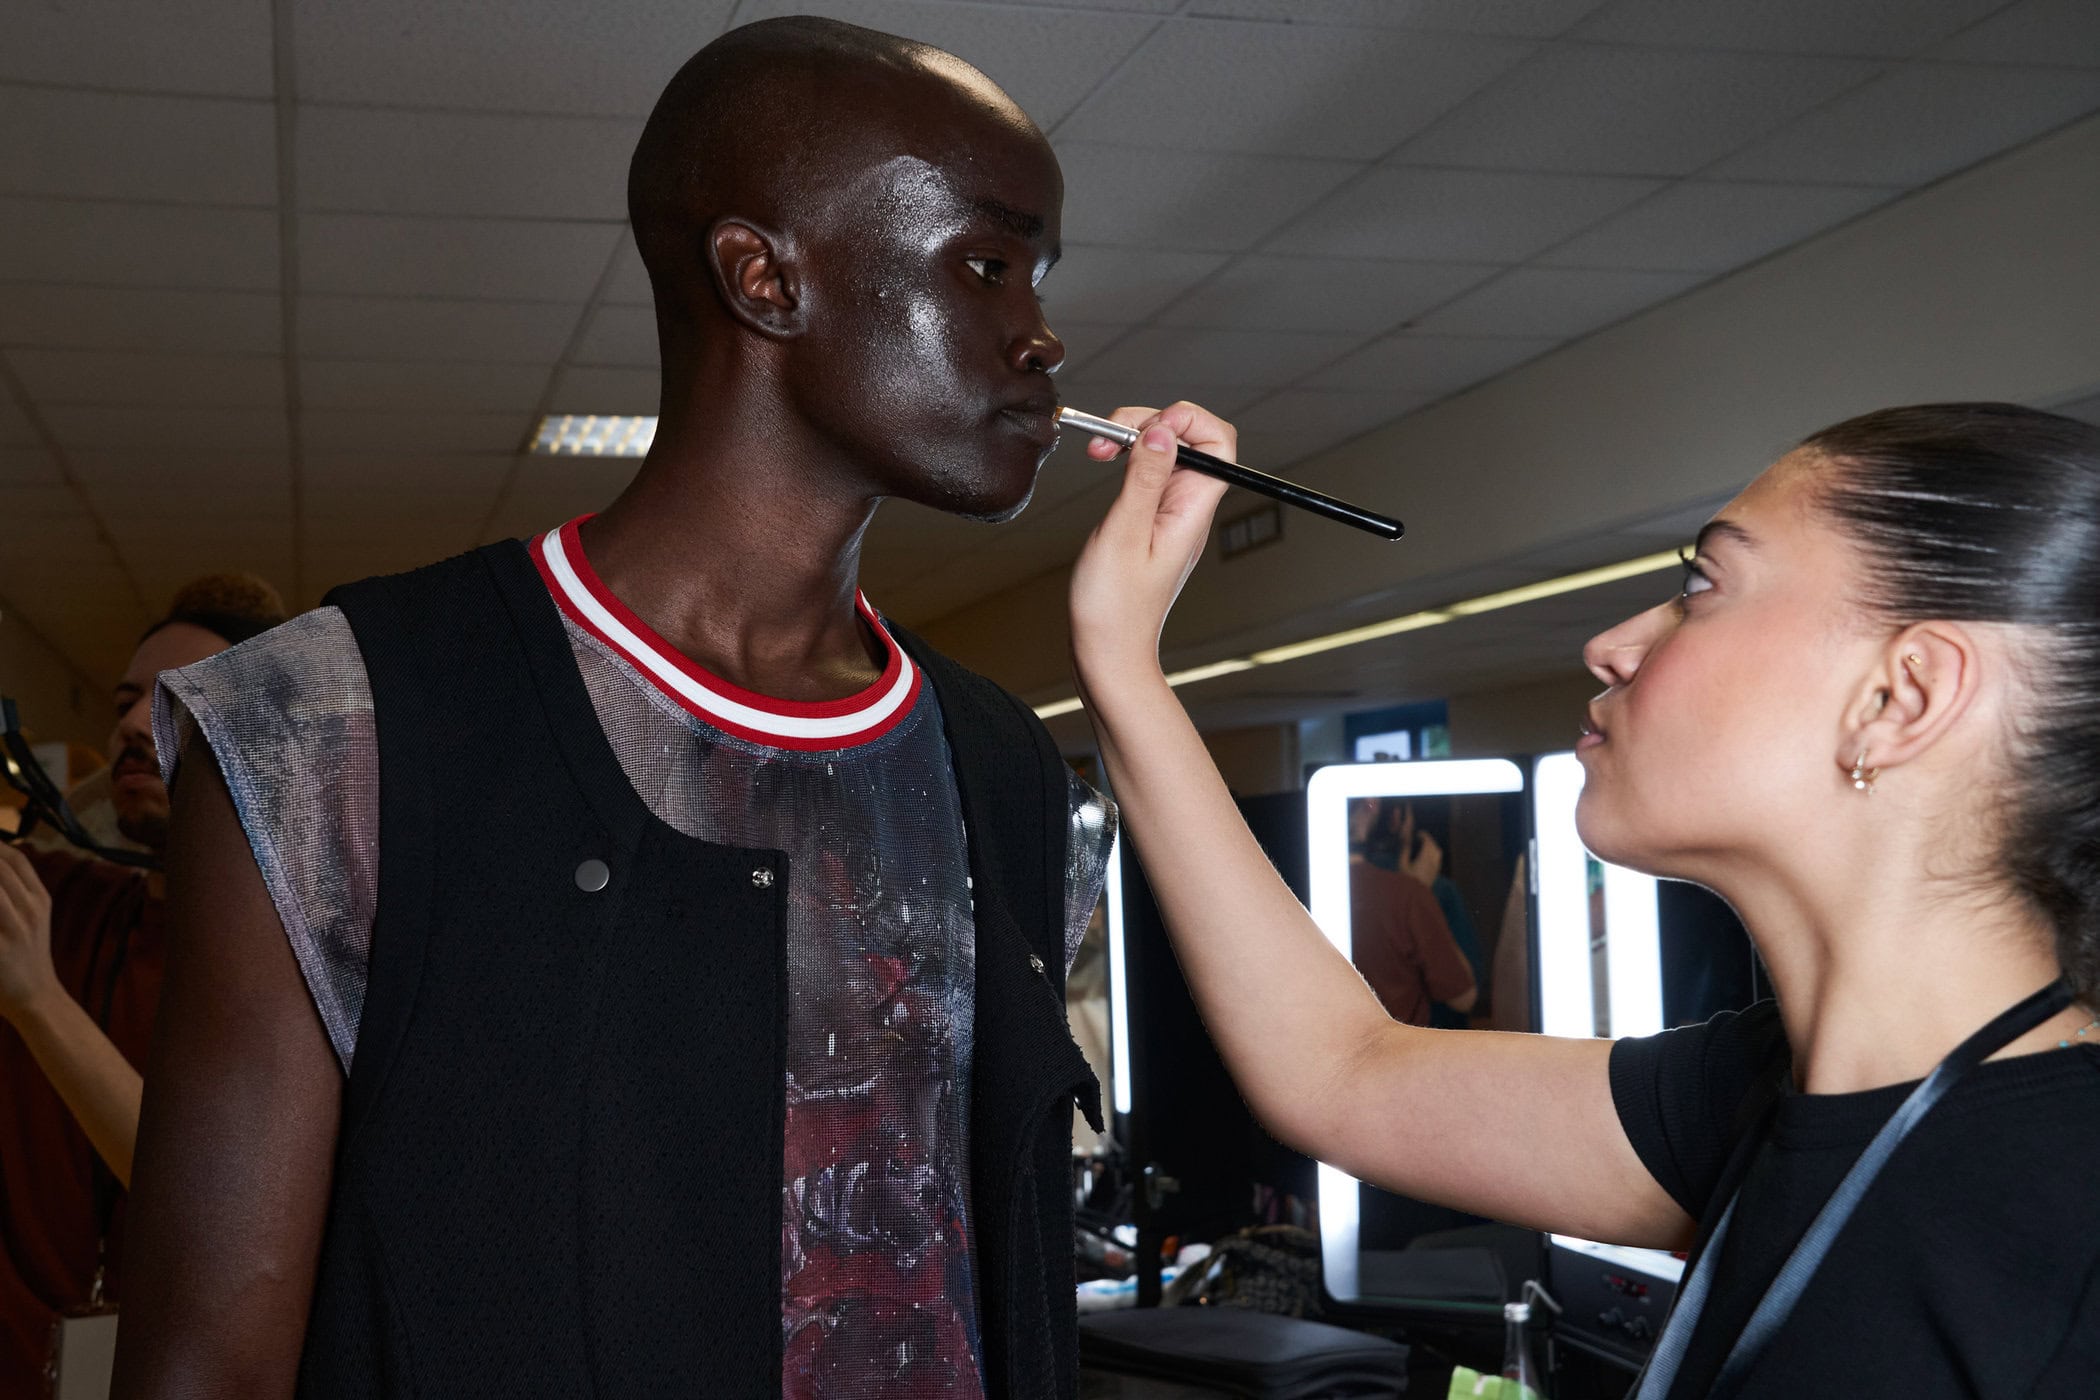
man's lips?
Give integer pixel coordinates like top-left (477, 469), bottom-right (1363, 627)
top-left (1578, 708), bottom-right (1608, 749)
top-left (997, 396), bottom-right (1061, 446)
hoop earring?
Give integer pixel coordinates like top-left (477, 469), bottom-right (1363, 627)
top-left (1851, 751), bottom-right (1878, 794)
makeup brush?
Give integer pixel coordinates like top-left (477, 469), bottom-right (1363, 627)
top-left (1057, 407), bottom-right (1405, 540)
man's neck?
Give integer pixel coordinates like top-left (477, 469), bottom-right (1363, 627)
top-left (580, 423), bottom-right (888, 704)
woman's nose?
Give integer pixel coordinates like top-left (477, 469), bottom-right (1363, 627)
top-left (1583, 604), bottom-right (1669, 688)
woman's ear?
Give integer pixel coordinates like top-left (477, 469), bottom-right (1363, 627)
top-left (1837, 624), bottom-right (1982, 786)
top-left (706, 218), bottom-right (803, 339)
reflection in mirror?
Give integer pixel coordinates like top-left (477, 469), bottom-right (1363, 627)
top-left (1307, 760), bottom-right (1530, 1314)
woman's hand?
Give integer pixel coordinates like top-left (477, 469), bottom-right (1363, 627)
top-left (1068, 401), bottom-right (1235, 690)
top-left (0, 841), bottom-right (59, 1023)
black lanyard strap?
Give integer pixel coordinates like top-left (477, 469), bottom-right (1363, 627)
top-left (1635, 978), bottom-right (2077, 1400)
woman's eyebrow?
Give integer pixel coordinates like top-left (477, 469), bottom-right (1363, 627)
top-left (1694, 519), bottom-right (1756, 557)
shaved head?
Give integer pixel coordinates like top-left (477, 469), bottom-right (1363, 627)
top-left (629, 17), bottom-right (1045, 323)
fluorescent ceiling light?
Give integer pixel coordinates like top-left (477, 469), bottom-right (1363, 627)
top-left (530, 414), bottom-right (657, 457)
top-left (1032, 547), bottom-right (1682, 720)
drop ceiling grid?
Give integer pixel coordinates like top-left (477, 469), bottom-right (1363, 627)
top-left (1, 0), bottom-right (2097, 684)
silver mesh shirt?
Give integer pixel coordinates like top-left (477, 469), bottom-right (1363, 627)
top-left (155, 594), bottom-right (1114, 1399)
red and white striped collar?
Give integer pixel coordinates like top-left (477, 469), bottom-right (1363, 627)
top-left (530, 516), bottom-right (920, 752)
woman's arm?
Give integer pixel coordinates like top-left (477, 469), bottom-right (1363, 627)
top-left (1070, 403), bottom-right (1691, 1249)
top-left (0, 843), bottom-right (144, 1184)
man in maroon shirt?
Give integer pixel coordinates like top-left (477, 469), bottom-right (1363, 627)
top-left (0, 577), bottom-right (281, 1393)
top-left (1346, 799), bottom-right (1476, 1028)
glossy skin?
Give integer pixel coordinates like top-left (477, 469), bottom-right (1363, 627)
top-left (114, 25), bottom-right (1068, 1398)
top-left (1066, 409), bottom-right (2085, 1257)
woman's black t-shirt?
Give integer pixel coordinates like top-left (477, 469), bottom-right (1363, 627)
top-left (1610, 1001), bottom-right (2100, 1398)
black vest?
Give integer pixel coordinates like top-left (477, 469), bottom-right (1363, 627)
top-left (303, 541), bottom-right (1100, 1399)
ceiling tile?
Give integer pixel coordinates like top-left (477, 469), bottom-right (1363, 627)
top-left (1270, 168), bottom-right (1662, 262)
top-left (572, 305), bottom-right (661, 367)
top-left (0, 199), bottom-right (279, 290)
top-left (7, 349), bottom-right (283, 408)
top-left (67, 449), bottom-right (289, 494)
top-left (303, 454), bottom-right (511, 530)
top-left (0, 447), bottom-right (60, 486)
top-left (300, 359), bottom-right (549, 413)
top-left (602, 238), bottom-right (655, 306)
top-left (0, 88), bottom-right (276, 206)
top-left (0, 0), bottom-right (273, 97)
top-left (1304, 333), bottom-right (1560, 395)
top-left (1395, 46), bottom-right (1880, 176)
top-left (1079, 325), bottom-right (1362, 387)
top-left (1043, 246), bottom-right (1230, 322)
top-left (1933, 0), bottom-right (2100, 68)
top-left (0, 287), bottom-right (282, 355)
top-left (80, 473), bottom-right (291, 523)
top-left (1232, 388), bottom-right (1431, 445)
top-left (294, 0), bottom-right (738, 116)
top-left (735, 1), bottom-right (1163, 130)
top-left (1571, 0), bottom-right (2008, 57)
top-left (1413, 266), bottom-right (1702, 337)
top-left (1186, 0), bottom-right (1608, 39)
top-left (0, 485), bottom-right (83, 521)
top-left (548, 367), bottom-right (660, 415)
top-left (41, 405), bottom-right (289, 453)
top-left (1052, 378), bottom-right (1266, 420)
top-left (1539, 181), bottom-right (1898, 270)
top-left (1058, 19), bottom-right (1534, 158)
top-left (301, 410), bottom-right (529, 455)
top-left (1159, 255), bottom-right (1499, 333)
top-left (1055, 143), bottom-right (1363, 253)
top-left (298, 297), bottom-right (583, 364)
top-left (298, 214), bottom-right (623, 301)
top-left (1049, 322), bottom-right (1133, 377)
top-left (0, 396), bottom-right (37, 446)
top-left (298, 107), bottom-right (638, 221)
top-left (1711, 63), bottom-right (2100, 185)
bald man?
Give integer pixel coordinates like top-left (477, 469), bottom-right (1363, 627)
top-left (115, 20), bottom-right (1109, 1399)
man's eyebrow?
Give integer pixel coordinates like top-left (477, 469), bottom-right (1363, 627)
top-left (1693, 519), bottom-right (1756, 556)
top-left (970, 196), bottom-right (1045, 241)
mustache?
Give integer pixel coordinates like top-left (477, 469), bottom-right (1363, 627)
top-left (112, 743), bottom-right (159, 777)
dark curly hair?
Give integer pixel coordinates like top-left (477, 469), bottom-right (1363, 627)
top-left (1804, 402), bottom-right (2100, 1002)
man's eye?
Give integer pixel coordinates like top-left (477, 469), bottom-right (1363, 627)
top-left (965, 257), bottom-right (1005, 284)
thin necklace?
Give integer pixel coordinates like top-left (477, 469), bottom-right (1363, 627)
top-left (2058, 1009), bottom-right (2099, 1050)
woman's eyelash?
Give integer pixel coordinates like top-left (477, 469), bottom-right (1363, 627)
top-left (1677, 547), bottom-right (1714, 600)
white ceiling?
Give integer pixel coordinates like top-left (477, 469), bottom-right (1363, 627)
top-left (4, 0), bottom-right (2100, 693)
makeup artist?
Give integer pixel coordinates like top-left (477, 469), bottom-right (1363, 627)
top-left (1070, 400), bottom-right (2100, 1396)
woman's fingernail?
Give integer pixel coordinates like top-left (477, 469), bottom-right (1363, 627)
top-left (1141, 425), bottom-right (1173, 452)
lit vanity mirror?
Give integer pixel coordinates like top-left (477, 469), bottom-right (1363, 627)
top-left (1305, 759), bottom-right (1531, 1315)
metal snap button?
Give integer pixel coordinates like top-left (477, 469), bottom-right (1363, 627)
top-left (1028, 953), bottom-right (1046, 975)
top-left (751, 867), bottom-right (775, 889)
top-left (575, 859), bottom-right (610, 893)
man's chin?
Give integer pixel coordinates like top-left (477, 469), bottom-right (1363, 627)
top-left (114, 800), bottom-right (170, 853)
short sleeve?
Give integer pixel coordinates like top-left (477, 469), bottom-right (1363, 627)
top-left (153, 606), bottom-right (379, 1071)
top-left (1608, 999), bottom-right (1788, 1219)
top-left (1060, 770), bottom-right (1117, 974)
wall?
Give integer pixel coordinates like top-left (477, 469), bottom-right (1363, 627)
top-left (1200, 723), bottom-right (1300, 798)
top-left (1446, 671), bottom-right (1603, 760)
top-left (0, 597), bottom-right (100, 750)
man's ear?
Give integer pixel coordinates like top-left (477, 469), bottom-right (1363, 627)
top-left (706, 218), bottom-right (803, 338)
top-left (1837, 623), bottom-right (1981, 785)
